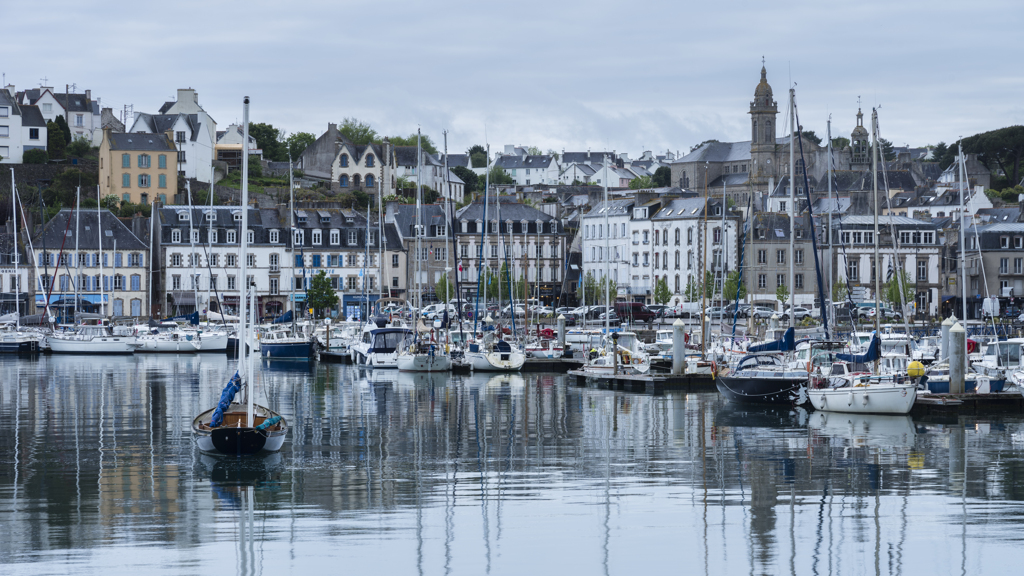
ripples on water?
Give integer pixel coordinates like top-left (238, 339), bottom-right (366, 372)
top-left (2, 355), bottom-right (1024, 575)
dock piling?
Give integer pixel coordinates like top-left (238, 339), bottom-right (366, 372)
top-left (950, 321), bottom-right (966, 394)
top-left (672, 319), bottom-right (685, 375)
top-left (941, 314), bottom-right (954, 361)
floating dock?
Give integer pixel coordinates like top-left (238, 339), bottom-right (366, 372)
top-left (911, 392), bottom-right (1024, 416)
top-left (568, 369), bottom-right (716, 393)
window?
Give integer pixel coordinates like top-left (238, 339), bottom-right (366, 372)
top-left (171, 229), bottom-right (181, 243)
top-left (1000, 258), bottom-right (1009, 274)
top-left (294, 229), bottom-right (304, 245)
top-left (172, 275), bottom-right (181, 290)
top-left (330, 230), bottom-right (340, 245)
top-left (435, 247), bottom-right (447, 261)
top-left (122, 173), bottom-right (131, 188)
top-left (295, 255), bottom-right (304, 267)
top-left (924, 232), bottom-right (935, 245)
top-left (779, 201), bottom-right (787, 212)
top-left (713, 228), bottom-right (721, 244)
top-left (158, 154), bottom-right (167, 169)
top-left (392, 254), bottom-right (400, 268)
top-left (757, 249), bottom-right (767, 265)
top-left (795, 250), bottom-right (803, 265)
top-left (353, 174), bottom-right (361, 187)
top-left (178, 151), bottom-right (186, 163)
top-left (0, 126), bottom-right (8, 138)
top-left (642, 231), bottom-right (649, 244)
top-left (209, 254), bottom-right (218, 266)
top-left (131, 275), bottom-right (140, 291)
top-left (777, 250), bottom-right (786, 264)
top-left (189, 253), bottom-right (200, 267)
top-left (392, 276), bottom-right (399, 288)
top-left (347, 277), bottom-right (358, 290)
top-left (209, 275), bottom-right (217, 290)
top-left (29, 128), bottom-right (39, 140)
top-left (675, 251), bottom-right (681, 269)
top-left (1016, 258), bottom-right (1023, 275)
top-left (247, 254), bottom-right (256, 268)
top-left (270, 230), bottom-right (279, 243)
top-left (339, 175), bottom-right (349, 187)
top-left (158, 174), bottom-right (167, 188)
top-left (345, 230), bottom-right (356, 245)
top-left (0, 107), bottom-right (6, 117)
top-left (122, 153), bottom-right (130, 168)
top-left (138, 174), bottom-right (150, 187)
top-left (847, 259), bottom-right (859, 282)
top-left (227, 276), bottom-right (236, 290)
top-left (138, 154), bottom-right (150, 168)
top-left (312, 254), bottom-right (321, 267)
top-left (687, 228), bottom-right (693, 245)
top-left (42, 103), bottom-right (51, 113)
top-left (227, 230), bottom-right (236, 244)
top-left (777, 274), bottom-right (786, 288)
top-left (191, 229), bottom-right (200, 244)
top-left (233, 212), bottom-right (242, 222)
top-left (366, 155), bottom-right (374, 167)
top-left (312, 230), bottom-right (322, 245)
top-left (226, 254), bottom-right (236, 267)
top-left (75, 114), bottom-right (83, 127)
top-left (123, 193), bottom-right (130, 203)
top-left (674, 229), bottom-right (680, 245)
top-left (758, 274), bottom-right (766, 289)
top-left (920, 259), bottom-right (930, 280)
top-left (340, 154), bottom-right (349, 167)
top-left (795, 274), bottom-right (803, 289)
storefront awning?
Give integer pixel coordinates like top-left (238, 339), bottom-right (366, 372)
top-left (36, 294), bottom-right (107, 305)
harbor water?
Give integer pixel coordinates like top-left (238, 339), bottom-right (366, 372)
top-left (2, 354), bottom-right (1024, 575)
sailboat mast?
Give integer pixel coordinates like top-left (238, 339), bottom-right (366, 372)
top-left (240, 96), bottom-right (253, 427)
top-left (288, 153), bottom-right (297, 333)
top-left (788, 88), bottom-right (796, 327)
top-left (827, 117), bottom-right (833, 313)
top-left (97, 187), bottom-right (105, 318)
top-left (701, 162), bottom-right (708, 357)
top-left (958, 141), bottom-right (969, 327)
top-left (443, 131), bottom-right (452, 314)
top-left (871, 109), bottom-right (882, 348)
top-left (416, 128), bottom-right (422, 313)
top-left (186, 181), bottom-right (198, 316)
top-left (208, 163), bottom-right (215, 318)
top-left (473, 145), bottom-right (490, 335)
top-left (603, 160), bottom-right (609, 339)
top-left (11, 169), bottom-right (18, 328)
top-left (74, 186), bottom-right (80, 322)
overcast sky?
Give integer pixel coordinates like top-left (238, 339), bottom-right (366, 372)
top-left (7, 0), bottom-right (1022, 158)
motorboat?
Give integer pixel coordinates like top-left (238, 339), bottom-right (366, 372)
top-left (465, 333), bottom-right (526, 371)
top-left (0, 323), bottom-right (41, 354)
top-left (131, 322), bottom-right (202, 353)
top-left (581, 331), bottom-right (650, 376)
top-left (396, 330), bottom-right (451, 372)
top-left (525, 339), bottom-right (564, 359)
top-left (971, 338), bottom-right (1021, 393)
top-left (912, 336), bottom-right (940, 364)
top-left (48, 323), bottom-right (136, 354)
top-left (351, 324), bottom-right (415, 368)
top-left (920, 362), bottom-right (989, 394)
top-left (259, 325), bottom-right (316, 361)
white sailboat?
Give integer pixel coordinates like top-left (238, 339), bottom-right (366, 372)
top-left (192, 97), bottom-right (286, 455)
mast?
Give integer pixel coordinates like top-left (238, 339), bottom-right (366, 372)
top-left (97, 188), bottom-right (105, 318)
top-left (241, 96), bottom-right (252, 427)
top-left (788, 87), bottom-right (796, 328)
top-left (11, 169), bottom-right (18, 328)
top-left (826, 116), bottom-right (833, 313)
top-left (74, 186), bottom-right (80, 322)
top-left (701, 163), bottom-right (708, 357)
top-left (442, 132), bottom-right (452, 324)
top-left (958, 141), bottom-right (969, 330)
top-left (603, 160), bottom-right (610, 340)
top-left (207, 163), bottom-right (215, 320)
top-left (186, 181), bottom-right (198, 317)
top-left (416, 128), bottom-right (422, 313)
top-left (472, 145), bottom-right (490, 336)
top-left (288, 153), bottom-right (297, 334)
top-left (871, 108), bottom-right (881, 372)
top-left (378, 141), bottom-right (386, 302)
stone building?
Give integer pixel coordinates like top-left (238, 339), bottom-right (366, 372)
top-left (99, 129), bottom-right (178, 205)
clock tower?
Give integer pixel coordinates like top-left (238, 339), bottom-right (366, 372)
top-left (749, 63), bottom-right (778, 189)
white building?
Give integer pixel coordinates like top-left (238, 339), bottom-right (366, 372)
top-left (492, 146), bottom-right (561, 186)
top-left (0, 88), bottom-right (46, 163)
top-left (580, 199), bottom-right (635, 300)
top-left (130, 89), bottom-right (217, 183)
top-left (9, 85), bottom-right (104, 145)
top-left (650, 197), bottom-right (739, 304)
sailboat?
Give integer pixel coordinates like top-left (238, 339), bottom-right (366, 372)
top-left (193, 97), bottom-right (286, 455)
top-left (0, 169), bottom-right (40, 354)
top-left (397, 129), bottom-right (451, 372)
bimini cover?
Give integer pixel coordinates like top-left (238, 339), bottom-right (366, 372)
top-left (210, 372), bottom-right (242, 428)
top-left (748, 327), bottom-right (796, 353)
top-left (837, 332), bottom-right (880, 364)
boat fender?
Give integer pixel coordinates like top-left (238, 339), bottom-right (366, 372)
top-left (848, 392), bottom-right (854, 406)
top-left (633, 358), bottom-right (640, 366)
top-left (862, 393), bottom-right (869, 405)
top-left (255, 415), bottom-right (281, 431)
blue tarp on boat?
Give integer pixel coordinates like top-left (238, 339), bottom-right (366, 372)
top-left (836, 332), bottom-right (880, 364)
top-left (210, 372), bottom-right (241, 428)
top-left (163, 311), bottom-right (199, 325)
top-left (748, 327), bottom-right (796, 353)
top-left (272, 310), bottom-right (293, 324)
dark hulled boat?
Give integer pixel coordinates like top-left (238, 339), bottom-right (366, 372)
top-left (716, 328), bottom-right (807, 405)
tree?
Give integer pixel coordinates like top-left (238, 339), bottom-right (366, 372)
top-left (46, 121), bottom-right (66, 160)
top-left (468, 144), bottom-right (488, 168)
top-left (248, 123), bottom-right (286, 161)
top-left (629, 175), bottom-right (654, 189)
top-left (800, 130), bottom-right (823, 145)
top-left (306, 270), bottom-right (338, 319)
top-left (452, 165), bottom-right (479, 192)
top-left (248, 154), bottom-right (263, 177)
top-left (338, 118), bottom-right (378, 146)
top-left (690, 139), bottom-right (719, 152)
top-left (722, 270), bottom-right (746, 303)
top-left (487, 166), bottom-right (514, 186)
top-left (831, 136), bottom-right (851, 150)
top-left (832, 281), bottom-right (848, 303)
top-left (883, 269), bottom-right (915, 308)
top-left (435, 273), bottom-right (452, 303)
top-left (395, 176), bottom-right (414, 192)
top-left (390, 133), bottom-right (438, 154)
top-left (67, 137), bottom-right (92, 158)
top-left (54, 116), bottom-right (71, 145)
top-left (684, 276), bottom-right (699, 302)
top-left (932, 142), bottom-right (948, 162)
top-left (963, 126), bottom-right (1024, 189)
top-left (652, 166), bottom-right (671, 187)
top-left (653, 276), bottom-right (672, 305)
top-left (876, 137), bottom-right (896, 161)
top-left (776, 283), bottom-right (790, 307)
top-left (285, 131), bottom-right (316, 160)
top-left (102, 195), bottom-right (120, 210)
top-left (526, 146), bottom-right (543, 156)
top-left (22, 149), bottom-right (48, 164)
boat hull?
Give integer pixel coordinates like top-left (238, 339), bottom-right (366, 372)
top-left (0, 339), bottom-right (40, 354)
top-left (192, 405), bottom-right (287, 455)
top-left (132, 338), bottom-right (202, 353)
top-left (260, 341), bottom-right (315, 360)
top-left (808, 384), bottom-right (916, 414)
top-left (716, 372), bottom-right (807, 405)
top-left (396, 353), bottom-right (451, 372)
top-left (467, 350), bottom-right (525, 371)
top-left (48, 336), bottom-right (136, 354)
top-left (196, 332), bottom-right (229, 352)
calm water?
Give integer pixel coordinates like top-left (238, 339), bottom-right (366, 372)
top-left (2, 356), bottom-right (1024, 575)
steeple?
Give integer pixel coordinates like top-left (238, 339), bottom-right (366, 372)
top-left (749, 60), bottom-right (779, 188)
top-left (851, 98), bottom-right (869, 167)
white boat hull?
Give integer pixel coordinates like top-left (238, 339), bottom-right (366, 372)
top-left (397, 353), bottom-right (452, 372)
top-left (196, 332), bottom-right (229, 352)
top-left (466, 350), bottom-right (525, 371)
top-left (132, 337), bottom-right (202, 353)
top-left (808, 383), bottom-right (917, 414)
top-left (48, 335), bottom-right (136, 354)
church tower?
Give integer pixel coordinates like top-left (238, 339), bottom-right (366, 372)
top-left (850, 106), bottom-right (870, 169)
top-left (749, 64), bottom-right (778, 188)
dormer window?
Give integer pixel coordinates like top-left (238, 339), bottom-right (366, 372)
top-left (269, 230), bottom-right (279, 243)
top-left (348, 230), bottom-right (358, 245)
top-left (227, 229), bottom-right (237, 244)
top-left (205, 211), bottom-right (214, 221)
top-left (330, 230), bottom-right (340, 245)
top-left (232, 211), bottom-right (242, 222)
top-left (178, 211), bottom-right (189, 221)
top-left (297, 213), bottom-right (307, 224)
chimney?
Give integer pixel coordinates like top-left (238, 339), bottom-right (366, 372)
top-left (328, 122), bottom-right (337, 134)
top-left (85, 89), bottom-right (91, 100)
top-left (4, 84), bottom-right (13, 97)
top-left (386, 200), bottom-right (399, 224)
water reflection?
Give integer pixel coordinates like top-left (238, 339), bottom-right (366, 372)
top-left (2, 355), bottom-right (1024, 574)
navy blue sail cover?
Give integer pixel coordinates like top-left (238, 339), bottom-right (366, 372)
top-left (210, 372), bottom-right (242, 428)
top-left (748, 327), bottom-right (796, 353)
top-left (836, 332), bottom-right (880, 364)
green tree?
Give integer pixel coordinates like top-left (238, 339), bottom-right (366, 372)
top-left (932, 142), bottom-right (947, 162)
top-left (628, 175), bottom-right (654, 189)
top-left (22, 149), bottom-right (48, 164)
top-left (468, 144), bottom-right (488, 168)
top-left (653, 276), bottom-right (672, 305)
top-left (831, 136), bottom-right (851, 150)
top-left (46, 121), bottom-right (66, 159)
top-left (832, 281), bottom-right (848, 303)
top-left (883, 269), bottom-right (915, 307)
top-left (248, 154), bottom-right (263, 177)
top-left (684, 276), bottom-right (699, 301)
top-left (800, 130), bottom-right (823, 145)
top-left (54, 116), bottom-right (71, 145)
top-left (722, 270), bottom-right (746, 302)
top-left (487, 166), bottom-right (514, 186)
top-left (248, 122), bottom-right (286, 161)
top-left (876, 137), bottom-right (896, 161)
top-left (652, 166), bottom-right (672, 187)
top-left (102, 195), bottom-right (120, 210)
top-left (526, 146), bottom-right (543, 156)
top-left (452, 165), bottom-right (478, 192)
top-left (390, 133), bottom-right (438, 154)
top-left (338, 118), bottom-right (378, 145)
top-left (776, 283), bottom-right (790, 307)
top-left (67, 137), bottom-right (92, 158)
top-left (285, 131), bottom-right (316, 160)
top-left (963, 126), bottom-right (1024, 189)
top-left (435, 273), bottom-right (451, 303)
top-left (306, 270), bottom-right (338, 319)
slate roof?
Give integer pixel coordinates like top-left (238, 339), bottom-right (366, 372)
top-left (976, 223), bottom-right (1024, 233)
top-left (561, 151), bottom-right (616, 165)
top-left (651, 197), bottom-right (718, 220)
top-left (708, 173), bottom-right (750, 188)
top-left (456, 198), bottom-right (557, 224)
top-left (20, 105), bottom-right (45, 127)
top-left (581, 199), bottom-right (634, 219)
top-left (810, 197), bottom-right (851, 214)
top-left (394, 146), bottom-right (441, 167)
top-left (35, 209), bottom-right (147, 251)
top-left (53, 93), bottom-right (92, 113)
top-left (493, 154), bottom-right (554, 170)
top-left (0, 90), bottom-right (19, 113)
top-left (134, 113), bottom-right (203, 142)
top-left (107, 132), bottom-right (175, 151)
top-left (976, 207), bottom-right (1021, 224)
top-left (811, 170), bottom-right (916, 194)
top-left (391, 204), bottom-right (451, 239)
top-left (158, 101), bottom-right (175, 114)
top-left (674, 141), bottom-right (751, 164)
top-left (750, 212), bottom-right (813, 240)
top-left (382, 223), bottom-right (403, 251)
top-left (441, 154), bottom-right (470, 169)
top-left (839, 215), bottom-right (937, 228)
top-left (160, 206), bottom-right (284, 231)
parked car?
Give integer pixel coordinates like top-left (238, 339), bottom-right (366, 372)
top-left (855, 303), bottom-right (903, 321)
top-left (751, 306), bottom-right (778, 320)
top-left (615, 302), bottom-right (658, 323)
top-left (647, 304), bottom-right (669, 318)
top-left (781, 306), bottom-right (814, 321)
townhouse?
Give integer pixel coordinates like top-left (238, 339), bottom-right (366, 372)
top-left (386, 202), bottom-right (455, 306)
top-left (130, 89), bottom-right (218, 183)
top-left (651, 197), bottom-right (739, 304)
top-left (99, 129), bottom-right (178, 205)
top-left (0, 88), bottom-right (47, 164)
top-left (10, 84), bottom-right (105, 144)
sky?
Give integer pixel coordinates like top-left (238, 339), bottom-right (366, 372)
top-left (6, 0), bottom-right (1022, 158)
